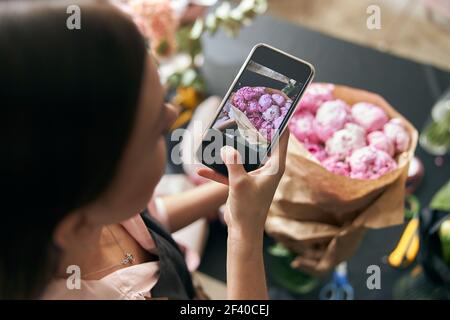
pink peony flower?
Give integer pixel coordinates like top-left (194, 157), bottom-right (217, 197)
top-left (348, 146), bottom-right (397, 180)
top-left (351, 102), bottom-right (389, 132)
top-left (280, 99), bottom-right (293, 117)
top-left (248, 115), bottom-right (264, 130)
top-left (253, 87), bottom-right (266, 95)
top-left (258, 94), bottom-right (273, 112)
top-left (321, 156), bottom-right (351, 176)
top-left (259, 121), bottom-right (274, 141)
top-left (273, 116), bottom-right (284, 129)
top-left (314, 99), bottom-right (352, 142)
top-left (246, 100), bottom-right (259, 115)
top-left (260, 120), bottom-right (273, 130)
top-left (238, 86), bottom-right (261, 101)
top-left (297, 83), bottom-right (334, 114)
top-left (383, 119), bottom-right (410, 153)
top-left (325, 123), bottom-right (366, 160)
top-left (289, 111), bottom-right (320, 144)
top-left (232, 94), bottom-right (247, 111)
top-left (303, 142), bottom-right (328, 162)
top-left (367, 131), bottom-right (394, 156)
top-left (272, 93), bottom-right (285, 106)
top-left (262, 105), bottom-right (281, 122)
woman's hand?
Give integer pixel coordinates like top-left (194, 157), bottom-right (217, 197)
top-left (197, 130), bottom-right (289, 241)
top-left (198, 130), bottom-right (290, 300)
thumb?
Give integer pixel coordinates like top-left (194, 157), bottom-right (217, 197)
top-left (220, 146), bottom-right (247, 180)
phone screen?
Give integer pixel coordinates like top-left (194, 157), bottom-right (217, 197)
top-left (198, 44), bottom-right (314, 176)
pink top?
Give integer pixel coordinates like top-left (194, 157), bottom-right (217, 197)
top-left (41, 198), bottom-right (193, 300)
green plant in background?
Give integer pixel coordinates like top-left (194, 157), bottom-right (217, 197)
top-left (268, 243), bottom-right (320, 295)
top-left (419, 92), bottom-right (450, 155)
top-left (420, 116), bottom-right (450, 153)
top-left (393, 181), bottom-right (450, 299)
top-left (190, 0), bottom-right (268, 39)
top-left (404, 194), bottom-right (421, 220)
top-left (430, 180), bottom-right (450, 213)
top-left (168, 0), bottom-right (268, 129)
top-left (430, 180), bottom-right (450, 265)
top-left (169, 0), bottom-right (268, 95)
top-left (440, 220), bottom-right (450, 265)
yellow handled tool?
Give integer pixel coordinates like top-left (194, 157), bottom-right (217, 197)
top-left (388, 217), bottom-right (420, 268)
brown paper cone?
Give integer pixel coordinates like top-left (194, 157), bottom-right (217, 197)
top-left (265, 84), bottom-right (418, 275)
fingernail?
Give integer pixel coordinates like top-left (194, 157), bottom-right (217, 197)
top-left (220, 146), bottom-right (230, 162)
top-left (222, 146), bottom-right (239, 164)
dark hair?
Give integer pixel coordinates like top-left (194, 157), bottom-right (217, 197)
top-left (0, 0), bottom-right (147, 298)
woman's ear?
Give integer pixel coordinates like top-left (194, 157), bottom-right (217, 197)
top-left (53, 211), bottom-right (88, 250)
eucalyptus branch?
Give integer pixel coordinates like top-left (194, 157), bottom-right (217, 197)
top-left (190, 0), bottom-right (268, 40)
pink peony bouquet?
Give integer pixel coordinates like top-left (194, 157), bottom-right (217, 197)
top-left (231, 86), bottom-right (293, 141)
top-left (265, 83), bottom-right (418, 275)
top-left (289, 83), bottom-right (411, 180)
top-left (114, 0), bottom-right (179, 59)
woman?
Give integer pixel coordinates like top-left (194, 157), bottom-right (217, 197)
top-left (0, 0), bottom-right (288, 300)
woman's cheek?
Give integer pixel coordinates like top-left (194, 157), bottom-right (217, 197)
top-left (132, 138), bottom-right (166, 212)
top-left (154, 137), bottom-right (167, 180)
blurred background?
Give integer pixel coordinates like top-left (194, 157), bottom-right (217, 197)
top-left (268, 0), bottom-right (450, 72)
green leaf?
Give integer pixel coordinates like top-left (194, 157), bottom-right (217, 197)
top-left (190, 19), bottom-right (204, 40)
top-left (440, 220), bottom-right (450, 238)
top-left (430, 180), bottom-right (450, 212)
top-left (176, 26), bottom-right (202, 58)
top-left (439, 219), bottom-right (450, 265)
top-left (404, 194), bottom-right (420, 220)
top-left (230, 8), bottom-right (244, 21)
top-left (215, 2), bottom-right (231, 20)
top-left (191, 77), bottom-right (206, 94)
top-left (156, 39), bottom-right (170, 56)
top-left (254, 0), bottom-right (268, 14)
top-left (270, 255), bottom-right (319, 295)
top-left (167, 72), bottom-right (182, 88)
top-left (238, 0), bottom-right (256, 13)
top-left (268, 243), bottom-right (292, 257)
top-left (181, 68), bottom-right (197, 87)
top-left (205, 13), bottom-right (218, 33)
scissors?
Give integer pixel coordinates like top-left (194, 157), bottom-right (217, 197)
top-left (319, 262), bottom-right (354, 300)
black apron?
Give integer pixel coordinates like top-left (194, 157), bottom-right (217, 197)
top-left (140, 209), bottom-right (195, 300)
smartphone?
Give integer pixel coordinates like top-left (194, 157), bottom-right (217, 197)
top-left (197, 43), bottom-right (315, 176)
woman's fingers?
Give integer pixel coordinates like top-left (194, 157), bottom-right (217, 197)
top-left (196, 146), bottom-right (247, 185)
top-left (220, 146), bottom-right (247, 182)
top-left (197, 167), bottom-right (229, 185)
top-left (197, 132), bottom-right (290, 184)
top-left (272, 129), bottom-right (290, 165)
top-left (260, 129), bottom-right (290, 177)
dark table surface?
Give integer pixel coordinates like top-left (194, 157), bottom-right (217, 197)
top-left (167, 14), bottom-right (450, 299)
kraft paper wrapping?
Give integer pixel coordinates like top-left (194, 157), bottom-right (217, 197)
top-left (265, 84), bottom-right (418, 275)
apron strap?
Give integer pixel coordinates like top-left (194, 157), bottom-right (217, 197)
top-left (140, 210), bottom-right (195, 299)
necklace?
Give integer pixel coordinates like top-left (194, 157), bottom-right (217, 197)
top-left (106, 226), bottom-right (135, 266)
top-left (83, 226), bottom-right (135, 278)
